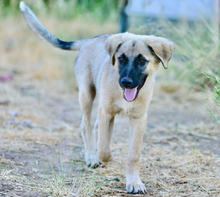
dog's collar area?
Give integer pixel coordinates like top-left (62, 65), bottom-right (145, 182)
top-left (123, 75), bottom-right (147, 102)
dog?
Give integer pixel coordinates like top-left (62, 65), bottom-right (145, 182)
top-left (20, 1), bottom-right (174, 194)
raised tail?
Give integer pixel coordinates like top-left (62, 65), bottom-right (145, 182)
top-left (20, 1), bottom-right (89, 50)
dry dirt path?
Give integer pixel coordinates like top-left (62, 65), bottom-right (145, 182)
top-left (0, 75), bottom-right (220, 197)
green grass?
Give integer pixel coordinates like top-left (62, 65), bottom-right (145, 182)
top-left (202, 72), bottom-right (220, 124)
top-left (129, 14), bottom-right (220, 123)
top-left (130, 18), bottom-right (220, 86)
top-left (0, 0), bottom-right (119, 22)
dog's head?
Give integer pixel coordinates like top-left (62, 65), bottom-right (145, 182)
top-left (106, 33), bottom-right (174, 102)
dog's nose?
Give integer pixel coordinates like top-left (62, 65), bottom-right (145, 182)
top-left (121, 77), bottom-right (133, 88)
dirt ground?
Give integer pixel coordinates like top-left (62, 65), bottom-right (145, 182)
top-left (0, 17), bottom-right (220, 197)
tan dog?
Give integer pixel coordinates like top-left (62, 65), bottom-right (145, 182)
top-left (20, 2), bottom-right (174, 194)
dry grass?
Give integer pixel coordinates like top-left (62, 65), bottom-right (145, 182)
top-left (0, 13), bottom-right (220, 197)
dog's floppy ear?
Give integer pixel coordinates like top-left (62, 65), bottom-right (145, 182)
top-left (146, 36), bottom-right (174, 69)
top-left (105, 34), bottom-right (124, 66)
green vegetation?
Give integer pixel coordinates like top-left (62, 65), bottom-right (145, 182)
top-left (203, 72), bottom-right (220, 123)
top-left (0, 0), bottom-right (119, 21)
top-left (130, 16), bottom-right (220, 122)
top-left (131, 18), bottom-right (219, 86)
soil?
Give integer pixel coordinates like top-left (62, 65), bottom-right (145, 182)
top-left (1, 73), bottom-right (220, 197)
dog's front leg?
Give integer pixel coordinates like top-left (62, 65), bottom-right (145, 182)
top-left (126, 114), bottom-right (147, 194)
top-left (97, 107), bottom-right (114, 163)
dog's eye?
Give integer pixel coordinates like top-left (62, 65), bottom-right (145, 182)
top-left (119, 57), bottom-right (124, 62)
top-left (139, 59), bottom-right (146, 63)
top-left (118, 54), bottom-right (126, 64)
top-left (139, 58), bottom-right (148, 64)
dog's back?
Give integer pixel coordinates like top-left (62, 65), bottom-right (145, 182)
top-left (74, 34), bottom-right (112, 88)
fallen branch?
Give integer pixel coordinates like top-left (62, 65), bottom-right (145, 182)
top-left (177, 129), bottom-right (219, 141)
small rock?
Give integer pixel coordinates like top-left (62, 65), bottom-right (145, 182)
top-left (156, 157), bottom-right (161, 161)
top-left (21, 119), bottom-right (33, 128)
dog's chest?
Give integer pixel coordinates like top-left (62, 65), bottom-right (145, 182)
top-left (113, 99), bottom-right (141, 117)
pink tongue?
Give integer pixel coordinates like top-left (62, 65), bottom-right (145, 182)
top-left (124, 87), bottom-right (138, 102)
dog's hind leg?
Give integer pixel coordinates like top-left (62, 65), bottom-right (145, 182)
top-left (78, 85), bottom-right (99, 168)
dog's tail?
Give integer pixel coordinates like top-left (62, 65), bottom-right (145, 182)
top-left (20, 1), bottom-right (89, 50)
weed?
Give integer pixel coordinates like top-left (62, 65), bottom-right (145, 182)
top-left (201, 72), bottom-right (220, 104)
top-left (128, 6), bottom-right (220, 124)
top-left (129, 12), bottom-right (220, 90)
top-left (199, 72), bottom-right (220, 123)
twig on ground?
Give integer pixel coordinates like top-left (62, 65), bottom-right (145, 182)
top-left (176, 129), bottom-right (219, 140)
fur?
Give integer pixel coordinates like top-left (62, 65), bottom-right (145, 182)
top-left (20, 1), bottom-right (174, 194)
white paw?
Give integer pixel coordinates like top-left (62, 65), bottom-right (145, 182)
top-left (85, 151), bottom-right (100, 168)
top-left (126, 177), bottom-right (146, 194)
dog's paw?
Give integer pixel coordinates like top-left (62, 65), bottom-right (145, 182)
top-left (126, 179), bottom-right (147, 194)
top-left (98, 150), bottom-right (112, 162)
top-left (85, 152), bottom-right (100, 168)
